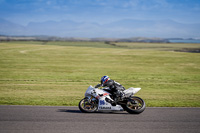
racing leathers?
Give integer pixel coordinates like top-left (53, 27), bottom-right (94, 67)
top-left (96, 79), bottom-right (125, 106)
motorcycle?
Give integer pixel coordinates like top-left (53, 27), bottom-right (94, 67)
top-left (78, 85), bottom-right (145, 114)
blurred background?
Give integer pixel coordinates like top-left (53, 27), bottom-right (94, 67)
top-left (0, 0), bottom-right (200, 39)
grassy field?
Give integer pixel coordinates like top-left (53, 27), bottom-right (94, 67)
top-left (0, 41), bottom-right (200, 107)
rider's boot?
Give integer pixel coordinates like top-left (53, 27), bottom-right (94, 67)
top-left (105, 97), bottom-right (116, 106)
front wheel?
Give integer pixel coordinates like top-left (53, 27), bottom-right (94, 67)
top-left (122, 96), bottom-right (145, 114)
top-left (78, 98), bottom-right (98, 113)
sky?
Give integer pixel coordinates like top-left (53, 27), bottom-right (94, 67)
top-left (0, 0), bottom-right (200, 26)
top-left (0, 0), bottom-right (200, 38)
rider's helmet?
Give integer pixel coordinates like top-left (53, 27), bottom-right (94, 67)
top-left (101, 76), bottom-right (110, 86)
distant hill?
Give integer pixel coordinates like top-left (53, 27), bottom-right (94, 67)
top-left (0, 18), bottom-right (200, 38)
top-left (0, 18), bottom-right (26, 35)
top-left (2, 35), bottom-right (200, 43)
top-left (0, 35), bottom-right (169, 43)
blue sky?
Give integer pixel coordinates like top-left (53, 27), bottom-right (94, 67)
top-left (0, 0), bottom-right (200, 25)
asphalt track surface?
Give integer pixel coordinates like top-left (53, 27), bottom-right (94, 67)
top-left (0, 105), bottom-right (200, 133)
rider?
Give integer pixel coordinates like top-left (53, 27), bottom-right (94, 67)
top-left (95, 76), bottom-right (125, 106)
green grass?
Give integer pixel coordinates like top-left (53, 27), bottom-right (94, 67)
top-left (0, 41), bottom-right (200, 107)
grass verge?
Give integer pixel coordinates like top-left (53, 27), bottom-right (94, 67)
top-left (0, 41), bottom-right (199, 107)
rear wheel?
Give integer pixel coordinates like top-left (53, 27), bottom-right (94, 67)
top-left (122, 96), bottom-right (145, 114)
top-left (78, 98), bottom-right (98, 113)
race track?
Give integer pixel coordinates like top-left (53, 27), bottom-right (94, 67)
top-left (0, 105), bottom-right (199, 133)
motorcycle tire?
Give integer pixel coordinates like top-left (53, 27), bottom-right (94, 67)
top-left (122, 96), bottom-right (145, 114)
top-left (78, 98), bottom-right (98, 113)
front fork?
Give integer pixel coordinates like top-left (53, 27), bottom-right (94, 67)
top-left (85, 96), bottom-right (98, 105)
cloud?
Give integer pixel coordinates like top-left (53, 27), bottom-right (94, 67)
top-left (88, 0), bottom-right (173, 12)
top-left (46, 1), bottom-right (52, 5)
top-left (1, 0), bottom-right (200, 27)
top-left (122, 0), bottom-right (140, 8)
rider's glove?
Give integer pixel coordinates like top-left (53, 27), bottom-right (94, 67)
top-left (95, 84), bottom-right (101, 88)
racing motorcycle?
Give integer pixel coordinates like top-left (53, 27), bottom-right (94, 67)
top-left (78, 85), bottom-right (145, 114)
